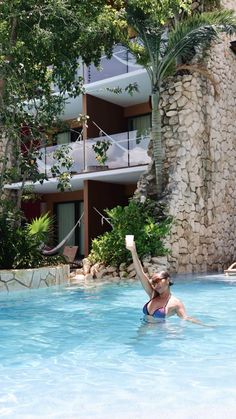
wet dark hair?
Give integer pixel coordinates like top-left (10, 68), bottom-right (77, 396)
top-left (151, 271), bottom-right (173, 286)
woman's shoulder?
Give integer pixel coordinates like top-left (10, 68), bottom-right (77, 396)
top-left (169, 294), bottom-right (183, 307)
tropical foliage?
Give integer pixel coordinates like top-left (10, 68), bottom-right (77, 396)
top-left (92, 139), bottom-right (111, 166)
top-left (0, 212), bottom-right (64, 269)
top-left (89, 199), bottom-right (172, 266)
top-left (0, 0), bottom-right (124, 209)
top-left (120, 0), bottom-right (236, 198)
top-left (0, 0), bottom-right (125, 270)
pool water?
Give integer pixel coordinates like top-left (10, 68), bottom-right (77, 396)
top-left (0, 274), bottom-right (236, 418)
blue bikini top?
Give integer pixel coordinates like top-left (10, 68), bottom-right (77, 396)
top-left (143, 296), bottom-right (170, 319)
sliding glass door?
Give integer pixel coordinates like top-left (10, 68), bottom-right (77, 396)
top-left (56, 201), bottom-right (84, 256)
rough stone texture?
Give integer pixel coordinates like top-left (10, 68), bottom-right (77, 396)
top-left (69, 255), bottom-right (169, 284)
top-left (135, 33), bottom-right (236, 274)
top-left (162, 34), bottom-right (236, 273)
top-left (191, 0), bottom-right (235, 11)
top-left (0, 265), bottom-right (69, 292)
top-left (221, 0), bottom-right (236, 9)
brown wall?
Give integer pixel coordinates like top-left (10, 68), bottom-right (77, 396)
top-left (124, 102), bottom-right (151, 118)
top-left (41, 182), bottom-right (136, 256)
top-left (86, 94), bottom-right (127, 137)
top-left (83, 180), bottom-right (134, 255)
top-left (21, 200), bottom-right (42, 221)
top-left (85, 95), bottom-right (151, 138)
top-left (42, 190), bottom-right (84, 216)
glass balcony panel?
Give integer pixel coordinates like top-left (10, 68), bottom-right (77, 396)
top-left (84, 45), bottom-right (142, 84)
top-left (86, 131), bottom-right (150, 169)
top-left (37, 143), bottom-right (84, 176)
top-left (37, 130), bottom-right (150, 177)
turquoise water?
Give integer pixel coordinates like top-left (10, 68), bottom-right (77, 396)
top-left (0, 273), bottom-right (236, 419)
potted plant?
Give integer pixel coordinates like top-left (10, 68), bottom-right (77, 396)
top-left (92, 139), bottom-right (111, 168)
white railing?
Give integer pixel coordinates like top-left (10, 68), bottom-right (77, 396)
top-left (37, 130), bottom-right (151, 176)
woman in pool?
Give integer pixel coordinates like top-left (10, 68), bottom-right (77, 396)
top-left (125, 238), bottom-right (204, 325)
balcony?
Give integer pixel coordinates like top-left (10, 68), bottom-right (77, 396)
top-left (37, 130), bottom-right (151, 177)
top-left (84, 45), bottom-right (142, 84)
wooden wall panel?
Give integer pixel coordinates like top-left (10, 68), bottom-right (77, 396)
top-left (86, 95), bottom-right (127, 138)
top-left (84, 180), bottom-right (134, 256)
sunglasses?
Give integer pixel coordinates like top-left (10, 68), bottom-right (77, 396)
top-left (151, 277), bottom-right (166, 284)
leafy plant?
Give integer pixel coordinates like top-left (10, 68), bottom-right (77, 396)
top-left (27, 212), bottom-right (53, 242)
top-left (120, 1), bottom-right (236, 198)
top-left (88, 199), bottom-right (172, 266)
top-left (92, 140), bottom-right (111, 166)
top-left (0, 212), bottom-right (64, 269)
top-left (0, 1), bottom-right (125, 212)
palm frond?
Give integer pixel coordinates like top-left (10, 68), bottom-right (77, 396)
top-left (128, 40), bottom-right (150, 66)
top-left (27, 212), bottom-right (53, 240)
top-left (125, 0), bottom-right (165, 68)
top-left (167, 9), bottom-right (236, 56)
top-left (202, 9), bottom-right (236, 34)
top-left (128, 24), bottom-right (163, 66)
top-left (159, 9), bottom-right (236, 79)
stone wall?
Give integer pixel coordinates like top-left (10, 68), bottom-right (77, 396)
top-left (0, 265), bottom-right (70, 292)
top-left (191, 0), bottom-right (235, 11)
top-left (221, 0), bottom-right (236, 9)
top-left (69, 256), bottom-right (168, 284)
top-left (161, 34), bottom-right (236, 273)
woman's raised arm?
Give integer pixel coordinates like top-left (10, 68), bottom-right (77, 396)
top-left (125, 237), bottom-right (153, 298)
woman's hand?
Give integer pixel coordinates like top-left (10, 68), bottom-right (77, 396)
top-left (125, 236), bottom-right (136, 252)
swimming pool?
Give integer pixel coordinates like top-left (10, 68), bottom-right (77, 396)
top-left (0, 273), bottom-right (236, 418)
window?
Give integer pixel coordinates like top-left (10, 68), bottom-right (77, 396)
top-left (55, 127), bottom-right (82, 145)
top-left (56, 132), bottom-right (70, 145)
top-left (128, 114), bottom-right (151, 132)
top-left (55, 201), bottom-right (84, 256)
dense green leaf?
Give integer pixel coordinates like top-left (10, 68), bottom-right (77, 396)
top-left (121, 1), bottom-right (236, 197)
top-left (0, 0), bottom-right (124, 209)
top-left (0, 211), bottom-right (64, 269)
top-left (89, 199), bottom-right (172, 266)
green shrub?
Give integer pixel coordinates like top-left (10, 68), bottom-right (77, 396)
top-left (0, 211), bottom-right (64, 269)
top-left (89, 199), bottom-right (172, 267)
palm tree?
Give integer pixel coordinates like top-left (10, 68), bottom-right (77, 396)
top-left (123, 1), bottom-right (236, 198)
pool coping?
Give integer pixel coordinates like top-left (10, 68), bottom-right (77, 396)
top-left (0, 264), bottom-right (70, 292)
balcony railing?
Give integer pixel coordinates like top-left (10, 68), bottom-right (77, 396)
top-left (37, 130), bottom-right (151, 177)
top-left (84, 45), bottom-right (142, 84)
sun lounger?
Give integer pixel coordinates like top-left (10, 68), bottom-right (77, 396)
top-left (63, 246), bottom-right (81, 269)
top-left (224, 262), bottom-right (236, 276)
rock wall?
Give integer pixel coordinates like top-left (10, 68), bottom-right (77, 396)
top-left (191, 0), bottom-right (235, 11)
top-left (0, 265), bottom-right (70, 292)
top-left (221, 0), bottom-right (236, 9)
top-left (69, 256), bottom-right (168, 284)
top-left (161, 35), bottom-right (236, 273)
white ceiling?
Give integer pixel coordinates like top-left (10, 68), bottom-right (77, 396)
top-left (5, 165), bottom-right (148, 194)
top-left (61, 69), bottom-right (151, 120)
top-left (85, 69), bottom-right (151, 107)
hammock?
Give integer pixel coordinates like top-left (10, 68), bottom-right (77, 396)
top-left (42, 213), bottom-right (84, 256)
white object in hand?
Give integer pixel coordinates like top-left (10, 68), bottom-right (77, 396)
top-left (125, 235), bottom-right (134, 246)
